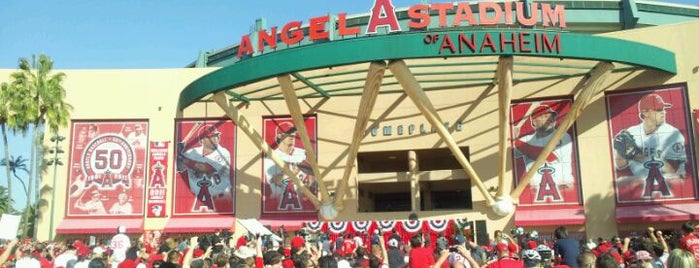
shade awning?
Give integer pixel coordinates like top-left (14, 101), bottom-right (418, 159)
top-left (57, 218), bottom-right (144, 234)
top-left (258, 219), bottom-right (306, 232)
top-left (515, 207), bottom-right (586, 226)
top-left (238, 219), bottom-right (282, 241)
top-left (164, 216), bottom-right (235, 233)
top-left (616, 202), bottom-right (699, 223)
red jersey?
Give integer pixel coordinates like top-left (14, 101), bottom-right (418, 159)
top-left (409, 247), bottom-right (435, 268)
top-left (485, 257), bottom-right (524, 268)
top-left (343, 238), bottom-right (356, 256)
top-left (680, 233), bottom-right (699, 263)
top-left (291, 236), bottom-right (305, 249)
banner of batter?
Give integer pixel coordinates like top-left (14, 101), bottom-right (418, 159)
top-left (606, 85), bottom-right (696, 203)
top-left (509, 99), bottom-right (582, 206)
top-left (261, 116), bottom-right (318, 216)
top-left (66, 121), bottom-right (148, 217)
top-left (173, 119), bottom-right (236, 215)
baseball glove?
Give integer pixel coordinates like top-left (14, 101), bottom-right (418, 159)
top-left (613, 130), bottom-right (640, 160)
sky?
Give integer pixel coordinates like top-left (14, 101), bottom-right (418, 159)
top-left (0, 0), bottom-right (697, 211)
top-left (1, 0), bottom-right (698, 70)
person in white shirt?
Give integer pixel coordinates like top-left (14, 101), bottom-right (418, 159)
top-left (109, 190), bottom-right (134, 215)
top-left (74, 190), bottom-right (107, 215)
top-left (263, 121), bottom-right (316, 210)
top-left (110, 226), bottom-right (132, 267)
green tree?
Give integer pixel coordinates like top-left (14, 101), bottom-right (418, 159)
top-left (0, 155), bottom-right (30, 235)
top-left (0, 186), bottom-right (14, 215)
top-left (0, 83), bottom-right (14, 198)
top-left (8, 54), bottom-right (72, 236)
top-left (0, 155), bottom-right (29, 196)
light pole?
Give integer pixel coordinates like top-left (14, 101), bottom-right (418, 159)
top-left (47, 135), bottom-right (64, 239)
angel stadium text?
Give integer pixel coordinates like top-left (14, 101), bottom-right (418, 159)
top-left (426, 31), bottom-right (562, 55)
top-left (236, 0), bottom-right (566, 58)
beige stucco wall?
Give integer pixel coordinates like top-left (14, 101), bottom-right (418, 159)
top-left (1, 20), bottom-right (697, 242)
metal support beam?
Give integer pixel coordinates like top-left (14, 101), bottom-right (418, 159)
top-left (291, 72), bottom-right (331, 98)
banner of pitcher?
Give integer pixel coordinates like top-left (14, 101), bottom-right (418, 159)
top-left (64, 84), bottom-right (696, 218)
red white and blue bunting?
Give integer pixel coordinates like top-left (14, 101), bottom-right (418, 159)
top-left (327, 221), bottom-right (348, 234)
top-left (377, 220), bottom-right (397, 232)
top-left (305, 221), bottom-right (324, 233)
top-left (352, 221), bottom-right (371, 233)
top-left (303, 218), bottom-right (471, 244)
top-left (427, 219), bottom-right (449, 233)
top-left (401, 220), bottom-right (423, 233)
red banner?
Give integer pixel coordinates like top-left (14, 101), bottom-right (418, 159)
top-left (66, 121), bottom-right (148, 217)
top-left (147, 141), bottom-right (169, 217)
top-left (262, 116), bottom-right (318, 216)
top-left (173, 119), bottom-right (236, 215)
top-left (606, 86), bottom-right (696, 203)
top-left (509, 99), bottom-right (582, 206)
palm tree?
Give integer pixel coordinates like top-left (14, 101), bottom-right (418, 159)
top-left (0, 155), bottom-right (29, 234)
top-left (8, 54), bottom-right (72, 236)
top-left (0, 155), bottom-right (29, 196)
top-left (0, 186), bottom-right (14, 215)
top-left (0, 83), bottom-right (14, 197)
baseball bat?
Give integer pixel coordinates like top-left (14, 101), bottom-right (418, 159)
top-left (278, 74), bottom-right (330, 204)
top-left (181, 121), bottom-right (203, 144)
top-left (389, 59), bottom-right (496, 207)
top-left (496, 56), bottom-right (512, 198)
top-left (510, 61), bottom-right (614, 199)
top-left (74, 185), bottom-right (92, 208)
top-left (515, 101), bottom-right (542, 130)
top-left (212, 92), bottom-right (322, 210)
top-left (336, 61), bottom-right (385, 211)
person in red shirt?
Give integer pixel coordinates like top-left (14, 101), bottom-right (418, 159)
top-left (291, 230), bottom-right (306, 250)
top-left (343, 234), bottom-right (357, 257)
top-left (484, 242), bottom-right (524, 268)
top-left (679, 222), bottom-right (699, 264)
top-left (408, 233), bottom-right (435, 268)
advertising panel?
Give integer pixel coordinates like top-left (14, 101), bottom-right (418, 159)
top-left (173, 119), bottom-right (236, 215)
top-left (262, 116), bottom-right (318, 216)
top-left (510, 99), bottom-right (582, 206)
top-left (606, 85), bottom-right (696, 203)
top-left (146, 141), bottom-right (168, 217)
top-left (66, 121), bottom-right (148, 217)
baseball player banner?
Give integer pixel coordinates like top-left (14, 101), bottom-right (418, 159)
top-left (146, 141), bottom-right (169, 218)
top-left (606, 85), bottom-right (696, 203)
top-left (261, 116), bottom-right (318, 216)
top-left (66, 121), bottom-right (148, 217)
top-left (509, 99), bottom-right (582, 206)
top-left (173, 119), bottom-right (236, 215)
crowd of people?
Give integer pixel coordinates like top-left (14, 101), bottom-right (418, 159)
top-left (2, 222), bottom-right (699, 268)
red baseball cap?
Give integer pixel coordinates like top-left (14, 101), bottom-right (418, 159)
top-left (638, 93), bottom-right (672, 111)
top-left (527, 240), bottom-right (538, 249)
top-left (197, 124), bottom-right (221, 138)
top-left (276, 122), bottom-right (297, 135)
top-left (530, 105), bottom-right (556, 119)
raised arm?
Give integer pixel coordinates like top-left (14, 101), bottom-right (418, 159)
top-left (0, 239), bottom-right (18, 266)
top-left (182, 236), bottom-right (198, 268)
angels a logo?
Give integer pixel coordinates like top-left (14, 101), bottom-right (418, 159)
top-left (82, 134), bottom-right (135, 190)
top-left (643, 158), bottom-right (671, 198)
top-left (193, 179), bottom-right (215, 212)
top-left (278, 178), bottom-right (302, 210)
top-left (535, 164), bottom-right (562, 202)
top-left (149, 161), bottom-right (166, 188)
